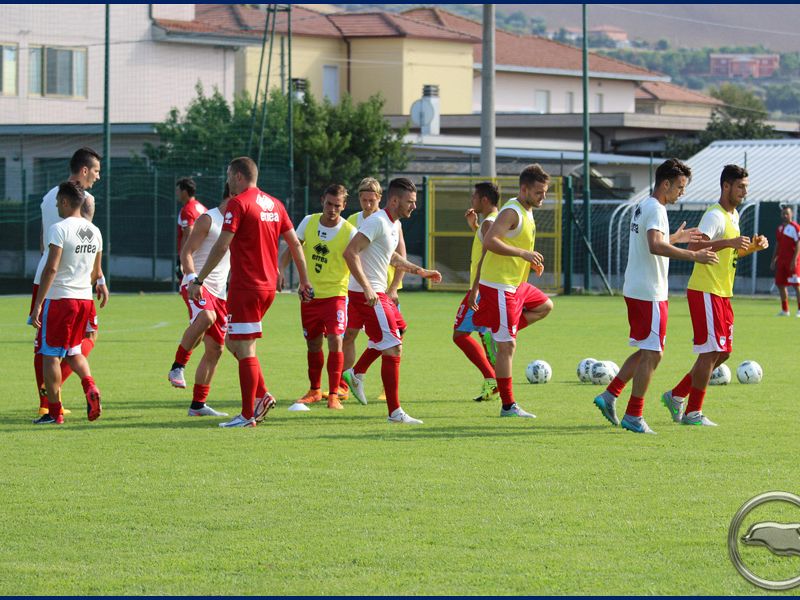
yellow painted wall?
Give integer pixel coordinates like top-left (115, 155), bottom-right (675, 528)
top-left (400, 38), bottom-right (473, 115)
top-left (349, 38), bottom-right (406, 114)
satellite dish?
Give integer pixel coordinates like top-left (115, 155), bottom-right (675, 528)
top-left (410, 98), bottom-right (434, 127)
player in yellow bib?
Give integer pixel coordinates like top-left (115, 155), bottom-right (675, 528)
top-left (342, 177), bottom-right (407, 401)
top-left (279, 184), bottom-right (356, 409)
top-left (472, 164), bottom-right (554, 418)
top-left (662, 164), bottom-right (769, 426)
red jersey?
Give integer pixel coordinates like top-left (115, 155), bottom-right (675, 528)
top-left (776, 221), bottom-right (800, 264)
top-left (222, 187), bottom-right (293, 291)
top-left (177, 197), bottom-right (207, 251)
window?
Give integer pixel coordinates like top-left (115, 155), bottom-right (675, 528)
top-left (534, 89), bottom-right (550, 113)
top-left (322, 65), bottom-right (339, 104)
top-left (0, 44), bottom-right (18, 96)
top-left (594, 92), bottom-right (604, 112)
top-left (565, 91), bottom-right (575, 113)
top-left (29, 45), bottom-right (87, 97)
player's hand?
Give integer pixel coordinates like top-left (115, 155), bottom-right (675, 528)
top-left (693, 248), bottom-right (719, 265)
top-left (754, 234), bottom-right (769, 250)
top-left (731, 236), bottom-right (751, 252)
top-left (364, 287), bottom-right (378, 307)
top-left (96, 283), bottom-right (109, 308)
top-left (387, 288), bottom-right (400, 305)
top-left (30, 305), bottom-right (42, 329)
top-left (298, 281), bottom-right (314, 303)
top-left (671, 222), bottom-right (703, 245)
top-left (277, 271), bottom-right (285, 292)
top-left (468, 288), bottom-right (479, 311)
top-left (421, 269), bottom-right (442, 283)
top-left (521, 250), bottom-right (544, 265)
top-left (464, 208), bottom-right (478, 231)
top-left (188, 281), bottom-right (202, 301)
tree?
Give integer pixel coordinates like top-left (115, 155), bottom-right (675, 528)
top-left (709, 83), bottom-right (768, 119)
top-left (665, 111), bottom-right (778, 159)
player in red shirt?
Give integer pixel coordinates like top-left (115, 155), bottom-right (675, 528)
top-left (189, 157), bottom-right (312, 428)
top-left (176, 177), bottom-right (207, 259)
top-left (770, 204), bottom-right (800, 317)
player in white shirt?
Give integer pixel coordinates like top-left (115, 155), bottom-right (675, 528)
top-left (168, 185), bottom-right (232, 418)
top-left (30, 182), bottom-right (106, 424)
top-left (342, 178), bottom-right (441, 424)
top-left (592, 159), bottom-right (718, 434)
top-left (29, 148), bottom-right (107, 417)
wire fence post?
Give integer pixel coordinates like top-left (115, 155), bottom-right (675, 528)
top-left (152, 166), bottom-right (158, 280)
top-left (564, 175), bottom-right (573, 295)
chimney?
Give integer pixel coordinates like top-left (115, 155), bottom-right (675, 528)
top-left (421, 85), bottom-right (440, 136)
top-left (291, 78), bottom-right (307, 102)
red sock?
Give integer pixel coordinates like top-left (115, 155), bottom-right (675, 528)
top-left (34, 353), bottom-right (46, 408)
top-left (606, 376), bottom-right (627, 398)
top-left (672, 373), bottom-right (693, 399)
top-left (782, 298), bottom-right (789, 312)
top-left (48, 400), bottom-right (62, 419)
top-left (193, 384), bottom-right (210, 404)
top-left (686, 386), bottom-right (706, 414)
top-left (453, 334), bottom-right (495, 379)
top-left (625, 395), bottom-right (645, 417)
top-left (307, 351), bottom-right (324, 390)
top-left (81, 376), bottom-right (96, 394)
top-left (256, 369), bottom-right (267, 399)
top-left (60, 359), bottom-right (73, 383)
top-left (497, 377), bottom-right (514, 409)
top-left (238, 357), bottom-right (261, 419)
top-left (354, 347), bottom-right (382, 375)
top-left (380, 355), bottom-right (401, 415)
top-left (327, 351), bottom-right (344, 396)
top-left (174, 345), bottom-right (192, 367)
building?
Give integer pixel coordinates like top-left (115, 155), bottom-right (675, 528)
top-left (635, 81), bottom-right (723, 118)
top-left (710, 54), bottom-right (780, 79)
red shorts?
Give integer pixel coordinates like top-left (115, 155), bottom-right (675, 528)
top-left (226, 288), bottom-right (275, 340)
top-left (473, 282), bottom-right (549, 342)
top-left (348, 293), bottom-right (407, 335)
top-left (180, 286), bottom-right (228, 345)
top-left (35, 298), bottom-right (95, 358)
top-left (687, 289), bottom-right (734, 354)
top-left (29, 283), bottom-right (98, 333)
top-left (624, 296), bottom-right (668, 352)
top-left (775, 260), bottom-right (800, 286)
top-left (347, 291), bottom-right (402, 350)
top-left (301, 295), bottom-right (347, 339)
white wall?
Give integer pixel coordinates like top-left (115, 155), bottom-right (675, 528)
top-left (0, 4), bottom-right (235, 126)
top-left (473, 71), bottom-right (636, 114)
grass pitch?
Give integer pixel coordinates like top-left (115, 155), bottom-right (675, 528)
top-left (1, 291), bottom-right (798, 595)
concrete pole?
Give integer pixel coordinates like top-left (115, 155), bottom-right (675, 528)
top-left (480, 4), bottom-right (496, 178)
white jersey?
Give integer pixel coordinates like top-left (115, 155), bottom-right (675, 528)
top-left (45, 217), bottom-right (102, 300)
top-left (348, 209), bottom-right (400, 294)
top-left (192, 208), bottom-right (230, 300)
top-left (623, 196), bottom-right (670, 301)
top-left (34, 186), bottom-right (94, 284)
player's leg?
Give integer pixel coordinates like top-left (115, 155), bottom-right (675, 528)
top-left (326, 333), bottom-right (345, 409)
top-left (594, 350), bottom-right (640, 426)
top-left (63, 351), bottom-right (102, 422)
top-left (170, 310), bottom-right (213, 388)
top-left (453, 292), bottom-right (497, 401)
top-left (792, 283), bottom-right (800, 316)
top-left (187, 336), bottom-right (228, 417)
top-left (520, 298), bottom-right (553, 327)
top-left (298, 334), bottom-right (325, 404)
top-left (619, 349), bottom-right (661, 434)
top-left (517, 284), bottom-right (553, 331)
top-left (38, 355), bottom-right (64, 424)
top-left (777, 284), bottom-right (790, 315)
top-left (342, 327), bottom-right (359, 372)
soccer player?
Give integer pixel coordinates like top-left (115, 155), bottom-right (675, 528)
top-left (279, 184), bottom-right (356, 410)
top-left (167, 186), bottom-right (232, 417)
top-left (29, 147), bottom-right (107, 417)
top-left (591, 159), bottom-right (718, 434)
top-left (453, 181), bottom-right (500, 403)
top-left (189, 157), bottom-right (312, 428)
top-left (341, 177), bottom-right (408, 401)
top-left (342, 177), bottom-right (442, 424)
top-left (30, 181), bottom-right (105, 424)
top-left (176, 177), bottom-right (207, 268)
top-left (770, 205), bottom-right (800, 317)
top-left (662, 164), bottom-right (769, 426)
top-left (472, 164), bottom-right (554, 419)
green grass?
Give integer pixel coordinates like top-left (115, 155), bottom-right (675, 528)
top-left (1, 292), bottom-right (799, 595)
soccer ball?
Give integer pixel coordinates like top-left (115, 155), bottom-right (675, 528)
top-left (709, 364), bottom-right (732, 385)
top-left (736, 360), bottom-right (763, 384)
top-left (590, 361), bottom-right (614, 385)
top-left (577, 358), bottom-right (598, 383)
top-left (604, 361), bottom-right (620, 378)
top-left (526, 360), bottom-right (552, 384)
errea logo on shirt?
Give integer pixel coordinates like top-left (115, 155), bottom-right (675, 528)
top-left (224, 212), bottom-right (233, 224)
top-left (256, 193), bottom-right (279, 222)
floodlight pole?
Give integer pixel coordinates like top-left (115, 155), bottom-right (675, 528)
top-left (287, 4), bottom-right (294, 215)
top-left (582, 3), bottom-right (591, 292)
top-left (103, 3), bottom-right (111, 285)
top-left (480, 4), bottom-right (496, 178)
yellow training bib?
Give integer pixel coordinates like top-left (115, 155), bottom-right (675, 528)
top-left (303, 213), bottom-right (355, 298)
top-left (688, 203), bottom-right (739, 298)
top-left (480, 199), bottom-right (536, 289)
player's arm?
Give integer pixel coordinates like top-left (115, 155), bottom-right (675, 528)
top-left (647, 229), bottom-right (718, 264)
top-left (464, 208), bottom-right (479, 232)
top-left (344, 232), bottom-right (378, 306)
top-left (179, 213), bottom-right (211, 287)
top-left (81, 193), bottom-right (96, 222)
top-left (282, 228), bottom-right (312, 300)
top-left (30, 244), bottom-right (62, 328)
top-left (389, 251), bottom-right (442, 282)
top-left (483, 209), bottom-right (543, 266)
top-left (467, 220), bottom-right (494, 310)
top-left (189, 230), bottom-right (232, 301)
top-left (792, 237), bottom-right (800, 268)
top-left (38, 224), bottom-right (43, 254)
top-left (738, 234), bottom-right (769, 258)
top-left (91, 251), bottom-right (109, 308)
top-left (387, 228), bottom-right (406, 299)
top-left (688, 233), bottom-right (751, 253)
top-left (669, 221), bottom-right (703, 245)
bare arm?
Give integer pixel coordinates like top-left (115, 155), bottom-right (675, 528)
top-left (647, 229), bottom-right (718, 264)
top-left (81, 193), bottom-right (96, 222)
top-left (389, 251), bottom-right (441, 282)
top-left (282, 228), bottom-right (312, 299)
top-left (179, 213), bottom-right (211, 284)
top-left (387, 228), bottom-right (406, 297)
top-left (483, 209), bottom-right (543, 265)
top-left (188, 230), bottom-right (233, 300)
top-left (30, 244), bottom-right (62, 328)
top-left (344, 232), bottom-right (378, 306)
top-left (91, 251), bottom-right (109, 308)
top-left (688, 234), bottom-right (750, 253)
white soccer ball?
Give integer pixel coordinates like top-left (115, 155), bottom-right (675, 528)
top-left (604, 361), bottom-right (620, 378)
top-left (590, 361), bottom-right (614, 385)
top-left (577, 358), bottom-right (598, 383)
top-left (526, 360), bottom-right (552, 384)
top-left (709, 364), bottom-right (732, 385)
top-left (736, 360), bottom-right (763, 384)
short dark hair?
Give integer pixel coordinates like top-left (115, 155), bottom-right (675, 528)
top-left (387, 177), bottom-right (416, 199)
top-left (69, 147), bottom-right (101, 175)
top-left (720, 164), bottom-right (748, 188)
top-left (323, 184), bottom-right (348, 200)
top-left (654, 158), bottom-right (692, 188)
top-left (176, 177), bottom-right (196, 196)
top-left (474, 181), bottom-right (499, 206)
top-left (229, 156), bottom-right (258, 183)
top-left (57, 181), bottom-right (85, 209)
top-left (519, 164), bottom-right (550, 187)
